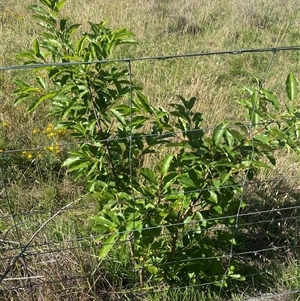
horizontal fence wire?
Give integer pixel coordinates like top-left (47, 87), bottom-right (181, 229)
top-left (1, 45), bottom-right (300, 71)
top-left (1, 46), bottom-right (300, 300)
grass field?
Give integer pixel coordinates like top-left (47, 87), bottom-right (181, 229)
top-left (1, 0), bottom-right (300, 300)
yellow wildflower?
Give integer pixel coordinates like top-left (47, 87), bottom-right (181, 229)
top-left (33, 128), bottom-right (39, 134)
top-left (44, 123), bottom-right (53, 133)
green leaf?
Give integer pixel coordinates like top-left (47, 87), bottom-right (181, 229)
top-left (253, 111), bottom-right (261, 126)
top-left (220, 172), bottom-right (231, 184)
top-left (229, 274), bottom-right (245, 281)
top-left (213, 205), bottom-right (223, 214)
top-left (64, 159), bottom-right (89, 172)
top-left (286, 73), bottom-right (298, 102)
top-left (76, 36), bottom-right (87, 54)
top-left (225, 130), bottom-right (234, 148)
top-left (33, 38), bottom-right (40, 56)
top-left (131, 116), bottom-right (147, 127)
top-left (177, 176), bottom-right (196, 188)
top-left (135, 91), bottom-right (155, 115)
top-left (28, 92), bottom-right (57, 112)
top-left (228, 128), bottom-right (245, 142)
top-left (213, 122), bottom-right (228, 146)
top-left (39, 0), bottom-right (52, 8)
top-left (59, 18), bottom-right (68, 31)
top-left (57, 0), bottom-right (67, 11)
top-left (254, 134), bottom-right (269, 144)
top-left (180, 153), bottom-right (198, 161)
top-left (53, 94), bottom-right (72, 102)
top-left (161, 154), bottom-right (173, 178)
top-left (32, 14), bottom-right (56, 28)
top-left (66, 23), bottom-right (81, 38)
top-left (209, 191), bottom-right (218, 203)
top-left (98, 233), bottom-right (118, 259)
top-left (147, 266), bottom-right (158, 274)
top-left (28, 4), bottom-right (49, 15)
top-left (110, 108), bottom-right (128, 126)
top-left (13, 79), bottom-right (30, 89)
top-left (36, 76), bottom-right (46, 89)
top-left (14, 94), bottom-right (31, 105)
top-left (260, 88), bottom-right (279, 110)
top-left (140, 168), bottom-right (158, 186)
top-left (213, 179), bottom-right (220, 189)
top-left (252, 161), bottom-right (270, 168)
top-left (63, 156), bottom-right (81, 167)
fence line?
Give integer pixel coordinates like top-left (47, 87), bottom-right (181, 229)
top-left (1, 46), bottom-right (300, 300)
top-left (1, 45), bottom-right (300, 71)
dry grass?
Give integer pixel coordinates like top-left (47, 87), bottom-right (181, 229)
top-left (1, 0), bottom-right (300, 300)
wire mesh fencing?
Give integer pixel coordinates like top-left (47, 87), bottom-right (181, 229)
top-left (1, 46), bottom-right (300, 300)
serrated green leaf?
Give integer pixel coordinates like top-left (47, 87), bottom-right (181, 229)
top-left (140, 168), bottom-right (158, 186)
top-left (286, 72), bottom-right (298, 102)
top-left (98, 233), bottom-right (118, 259)
top-left (254, 134), bottom-right (269, 144)
top-left (28, 4), bottom-right (49, 15)
top-left (131, 116), bottom-right (147, 127)
top-left (180, 153), bottom-right (198, 161)
top-left (63, 156), bottom-right (81, 166)
top-left (220, 172), bottom-right (231, 184)
top-left (33, 38), bottom-right (40, 56)
top-left (57, 0), bottom-right (67, 11)
top-left (66, 23), bottom-right (81, 38)
top-left (223, 129), bottom-right (233, 147)
top-left (53, 94), bottom-right (72, 102)
top-left (28, 92), bottom-right (57, 112)
top-left (252, 160), bottom-right (270, 168)
top-left (178, 176), bottom-right (196, 188)
top-left (260, 88), bottom-right (279, 110)
top-left (161, 154), bottom-right (173, 178)
top-left (213, 122), bottom-right (228, 146)
top-left (251, 89), bottom-right (259, 106)
top-left (32, 14), bottom-right (56, 28)
top-left (76, 36), bottom-right (87, 54)
top-left (65, 159), bottom-right (89, 172)
top-left (135, 91), bottom-right (155, 115)
top-left (110, 108), bottom-right (127, 126)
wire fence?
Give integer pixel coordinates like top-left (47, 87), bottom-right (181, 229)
top-left (1, 46), bottom-right (300, 300)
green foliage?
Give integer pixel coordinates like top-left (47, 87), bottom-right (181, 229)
top-left (13, 0), bottom-right (300, 291)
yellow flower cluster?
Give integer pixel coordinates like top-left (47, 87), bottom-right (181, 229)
top-left (21, 151), bottom-right (34, 160)
top-left (32, 123), bottom-right (66, 138)
top-left (44, 144), bottom-right (61, 153)
top-left (19, 123), bottom-right (64, 160)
